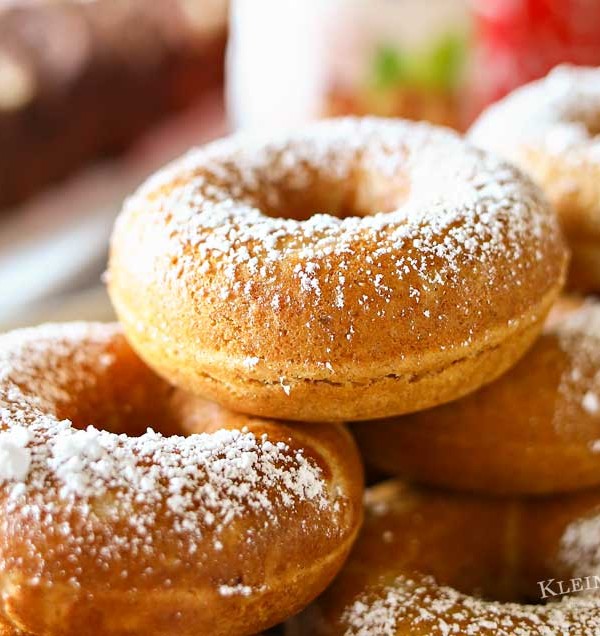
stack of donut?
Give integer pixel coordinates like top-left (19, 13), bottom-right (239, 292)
top-left (2, 93), bottom-right (600, 635)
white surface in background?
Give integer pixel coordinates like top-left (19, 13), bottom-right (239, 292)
top-left (1, 286), bottom-right (114, 333)
top-left (228, 0), bottom-right (468, 132)
top-left (227, 0), bottom-right (332, 130)
top-left (0, 168), bottom-right (120, 319)
top-left (0, 91), bottom-right (226, 331)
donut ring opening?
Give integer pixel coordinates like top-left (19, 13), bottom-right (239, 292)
top-left (40, 338), bottom-right (185, 438)
top-left (220, 148), bottom-right (411, 221)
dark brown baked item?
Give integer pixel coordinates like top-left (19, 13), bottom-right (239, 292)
top-left (0, 0), bottom-right (227, 210)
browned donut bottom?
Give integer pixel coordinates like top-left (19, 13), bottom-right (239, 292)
top-left (0, 323), bottom-right (364, 636)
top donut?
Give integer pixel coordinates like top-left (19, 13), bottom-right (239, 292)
top-left (109, 117), bottom-right (567, 421)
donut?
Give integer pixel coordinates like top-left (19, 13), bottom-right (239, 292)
top-left (352, 303), bottom-right (600, 495)
top-left (290, 480), bottom-right (600, 636)
top-left (0, 323), bottom-right (363, 636)
top-left (108, 117), bottom-right (567, 422)
top-left (469, 65), bottom-right (600, 292)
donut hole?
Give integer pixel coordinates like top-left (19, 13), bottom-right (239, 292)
top-left (249, 164), bottom-right (410, 221)
top-left (22, 332), bottom-right (250, 439)
top-left (417, 553), bottom-right (576, 607)
top-left (56, 366), bottom-right (185, 438)
top-left (447, 577), bottom-right (549, 606)
top-left (39, 338), bottom-right (200, 438)
top-left (420, 532), bottom-right (584, 607)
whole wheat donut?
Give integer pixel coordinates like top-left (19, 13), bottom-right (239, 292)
top-left (353, 303), bottom-right (600, 495)
top-left (470, 65), bottom-right (600, 291)
top-left (0, 323), bottom-right (363, 636)
top-left (108, 117), bottom-right (567, 421)
top-left (291, 480), bottom-right (600, 636)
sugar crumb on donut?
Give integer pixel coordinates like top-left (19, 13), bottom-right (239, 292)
top-left (582, 391), bottom-right (600, 414)
top-left (0, 426), bottom-right (31, 482)
top-left (218, 583), bottom-right (262, 598)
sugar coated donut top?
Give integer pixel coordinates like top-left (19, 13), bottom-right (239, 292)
top-left (470, 65), bottom-right (600, 166)
top-left (110, 117), bottom-right (566, 382)
top-left (0, 323), bottom-right (354, 591)
top-left (343, 574), bottom-right (600, 636)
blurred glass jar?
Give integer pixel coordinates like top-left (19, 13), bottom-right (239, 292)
top-left (227, 0), bottom-right (470, 132)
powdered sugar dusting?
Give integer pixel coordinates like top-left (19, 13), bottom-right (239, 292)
top-left (114, 117), bottom-right (559, 362)
top-left (0, 426), bottom-right (31, 482)
top-left (470, 65), bottom-right (600, 165)
top-left (582, 391), bottom-right (600, 414)
top-left (0, 323), bottom-right (335, 590)
top-left (218, 583), bottom-right (262, 598)
top-left (559, 511), bottom-right (600, 580)
top-left (342, 575), bottom-right (600, 636)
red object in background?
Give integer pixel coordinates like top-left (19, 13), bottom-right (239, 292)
top-left (470, 0), bottom-right (600, 117)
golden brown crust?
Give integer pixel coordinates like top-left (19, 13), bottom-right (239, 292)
top-left (109, 117), bottom-right (567, 421)
top-left (352, 303), bottom-right (600, 495)
top-left (469, 65), bottom-right (600, 292)
top-left (290, 481), bottom-right (600, 636)
top-left (0, 323), bottom-right (364, 636)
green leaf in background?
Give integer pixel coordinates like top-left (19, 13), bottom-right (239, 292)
top-left (369, 33), bottom-right (467, 92)
top-left (372, 45), bottom-right (409, 91)
top-left (419, 33), bottom-right (466, 90)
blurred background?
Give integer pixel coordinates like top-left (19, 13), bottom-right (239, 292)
top-left (2, 0), bottom-right (600, 331)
